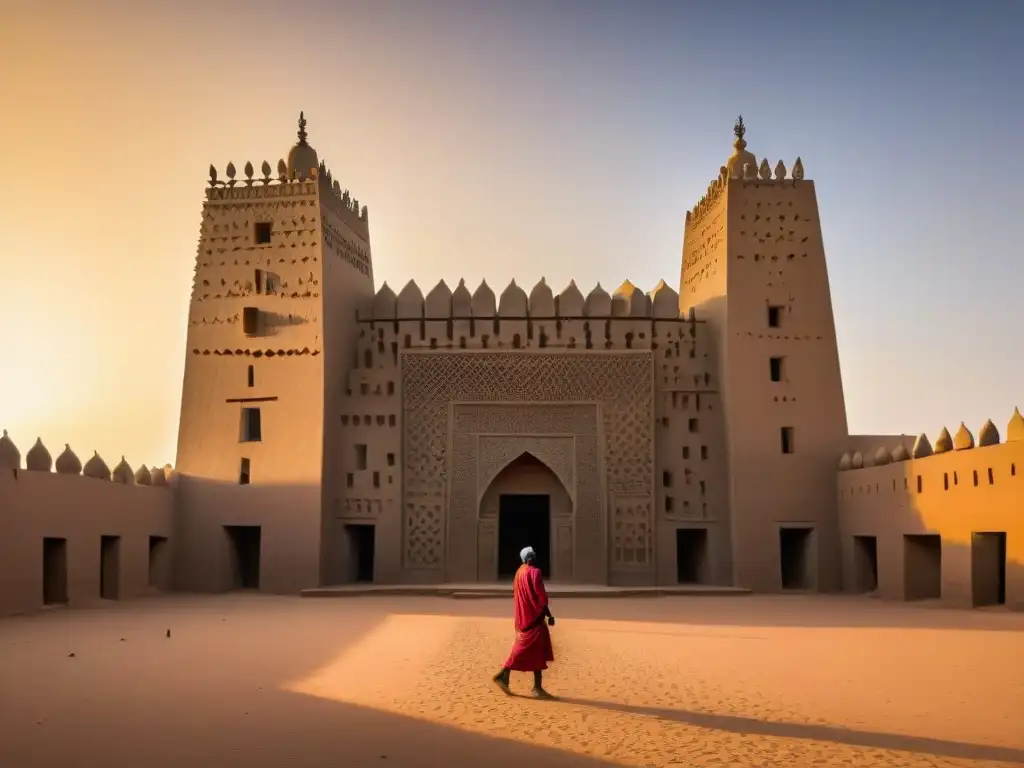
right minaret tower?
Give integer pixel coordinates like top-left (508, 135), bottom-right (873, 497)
top-left (679, 117), bottom-right (849, 592)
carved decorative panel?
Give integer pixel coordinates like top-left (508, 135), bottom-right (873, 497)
top-left (401, 352), bottom-right (654, 577)
top-left (612, 496), bottom-right (654, 569)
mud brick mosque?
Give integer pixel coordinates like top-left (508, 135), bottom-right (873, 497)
top-left (1, 114), bottom-right (1022, 616)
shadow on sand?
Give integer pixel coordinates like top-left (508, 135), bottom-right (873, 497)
top-left (0, 597), bottom-right (620, 768)
top-left (548, 696), bottom-right (1024, 763)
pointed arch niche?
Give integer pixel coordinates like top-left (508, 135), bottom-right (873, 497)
top-left (442, 403), bottom-right (604, 584)
top-left (478, 450), bottom-right (574, 582)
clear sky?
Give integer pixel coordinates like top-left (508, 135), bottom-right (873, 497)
top-left (0, 0), bottom-right (1021, 468)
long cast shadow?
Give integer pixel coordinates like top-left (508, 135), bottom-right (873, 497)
top-left (551, 696), bottom-right (1024, 763)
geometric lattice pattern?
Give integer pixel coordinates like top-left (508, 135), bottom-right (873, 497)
top-left (612, 496), bottom-right (654, 569)
top-left (401, 352), bottom-right (654, 574)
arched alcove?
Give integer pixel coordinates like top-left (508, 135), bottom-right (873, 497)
top-left (478, 452), bottom-right (573, 582)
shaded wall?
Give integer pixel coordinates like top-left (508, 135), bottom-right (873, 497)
top-left (682, 167), bottom-right (848, 593)
top-left (837, 440), bottom-right (1024, 608)
top-left (0, 470), bottom-right (175, 617)
top-left (174, 178), bottom-right (328, 594)
top-left (173, 476), bottom-right (321, 594)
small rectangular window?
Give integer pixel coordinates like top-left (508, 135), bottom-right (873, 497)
top-left (372, 471), bottom-right (380, 489)
top-left (254, 269), bottom-right (279, 295)
top-left (769, 356), bottom-right (784, 382)
top-left (254, 222), bottom-right (272, 244)
top-left (355, 444), bottom-right (368, 471)
top-left (241, 408), bottom-right (262, 442)
top-left (664, 496), bottom-right (674, 513)
top-left (346, 473), bottom-right (353, 488)
top-left (239, 457), bottom-right (251, 485)
top-left (386, 452), bottom-right (395, 466)
top-left (768, 305), bottom-right (782, 328)
top-left (247, 365), bottom-right (255, 388)
top-left (682, 446), bottom-right (690, 460)
top-left (242, 307), bottom-right (260, 336)
top-left (688, 418), bottom-right (699, 433)
top-left (780, 426), bottom-right (794, 454)
top-left (700, 445), bottom-right (708, 460)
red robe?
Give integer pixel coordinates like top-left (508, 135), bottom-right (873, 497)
top-left (503, 563), bottom-right (555, 672)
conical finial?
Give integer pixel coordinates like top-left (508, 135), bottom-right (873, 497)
top-left (297, 111), bottom-right (308, 146)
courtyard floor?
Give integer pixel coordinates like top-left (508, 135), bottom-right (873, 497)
top-left (0, 594), bottom-right (1022, 768)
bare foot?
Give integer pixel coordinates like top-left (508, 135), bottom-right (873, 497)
top-left (492, 675), bottom-right (511, 696)
top-left (530, 687), bottom-right (555, 700)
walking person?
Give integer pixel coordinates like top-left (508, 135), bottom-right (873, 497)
top-left (492, 546), bottom-right (556, 698)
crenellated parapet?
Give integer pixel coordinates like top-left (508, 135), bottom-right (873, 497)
top-left (687, 155), bottom-right (806, 225)
top-left (0, 431), bottom-right (173, 487)
top-left (203, 160), bottom-right (368, 238)
top-left (369, 277), bottom-right (683, 320)
top-left (838, 409), bottom-right (1024, 472)
top-left (205, 113), bottom-right (370, 244)
top-left (206, 162), bottom-right (316, 198)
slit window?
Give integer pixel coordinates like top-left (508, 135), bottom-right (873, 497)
top-left (239, 458), bottom-right (251, 485)
top-left (247, 365), bottom-right (255, 388)
top-left (769, 356), bottom-right (784, 382)
top-left (241, 407), bottom-right (262, 442)
top-left (780, 426), bottom-right (794, 454)
top-left (767, 305), bottom-right (783, 328)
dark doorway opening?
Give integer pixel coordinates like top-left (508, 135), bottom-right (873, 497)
top-left (42, 537), bottom-right (68, 606)
top-left (675, 528), bottom-right (709, 584)
top-left (225, 525), bottom-right (261, 589)
top-left (971, 531), bottom-right (1006, 607)
top-left (853, 535), bottom-right (878, 593)
top-left (100, 535), bottom-right (121, 600)
top-left (345, 524), bottom-right (376, 583)
top-left (498, 494), bottom-right (550, 579)
top-left (148, 536), bottom-right (170, 589)
top-left (779, 526), bottom-right (814, 590)
top-left (903, 534), bottom-right (941, 600)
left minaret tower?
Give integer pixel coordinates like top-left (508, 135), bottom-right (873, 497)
top-left (174, 113), bottom-right (375, 593)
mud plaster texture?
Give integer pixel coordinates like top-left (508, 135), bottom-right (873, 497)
top-left (0, 595), bottom-right (1022, 768)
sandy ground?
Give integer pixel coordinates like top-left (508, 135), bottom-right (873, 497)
top-left (0, 595), bottom-right (1022, 768)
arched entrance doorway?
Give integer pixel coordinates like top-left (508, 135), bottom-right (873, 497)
top-left (479, 452), bottom-right (573, 581)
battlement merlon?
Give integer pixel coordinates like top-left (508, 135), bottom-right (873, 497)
top-left (363, 277), bottom-right (706, 321)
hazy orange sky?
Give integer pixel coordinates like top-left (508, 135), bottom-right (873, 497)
top-left (1, 0), bottom-right (1021, 469)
